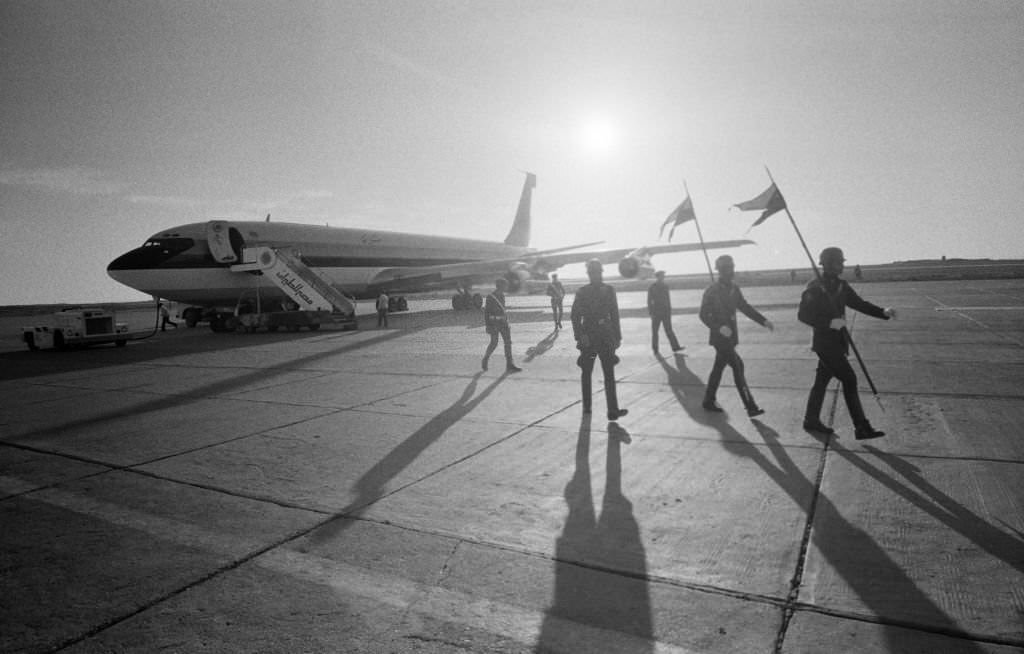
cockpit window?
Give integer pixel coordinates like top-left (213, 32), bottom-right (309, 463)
top-left (141, 238), bottom-right (194, 256)
top-left (108, 237), bottom-right (197, 270)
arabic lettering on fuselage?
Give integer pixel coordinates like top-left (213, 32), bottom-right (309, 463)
top-left (275, 270), bottom-right (314, 306)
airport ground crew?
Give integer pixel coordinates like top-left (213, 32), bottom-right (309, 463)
top-left (376, 291), bottom-right (390, 328)
top-left (158, 302), bottom-right (177, 331)
top-left (647, 270), bottom-right (683, 354)
top-left (699, 255), bottom-right (773, 416)
top-left (571, 259), bottom-right (628, 421)
top-left (546, 273), bottom-right (565, 329)
top-left (482, 278), bottom-right (521, 373)
top-left (799, 247), bottom-right (895, 440)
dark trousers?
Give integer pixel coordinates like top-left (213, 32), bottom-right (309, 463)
top-left (579, 348), bottom-right (619, 414)
top-left (377, 309), bottom-right (388, 327)
top-left (161, 317), bottom-right (176, 331)
top-left (805, 349), bottom-right (868, 427)
top-left (650, 314), bottom-right (680, 351)
top-left (550, 300), bottom-right (563, 327)
top-left (705, 344), bottom-right (756, 410)
top-left (484, 325), bottom-right (513, 365)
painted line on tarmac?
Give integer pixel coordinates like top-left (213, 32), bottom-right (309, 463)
top-left (926, 295), bottom-right (1024, 348)
top-left (22, 482), bottom-right (697, 654)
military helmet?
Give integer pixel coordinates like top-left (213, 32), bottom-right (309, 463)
top-left (819, 247), bottom-right (845, 265)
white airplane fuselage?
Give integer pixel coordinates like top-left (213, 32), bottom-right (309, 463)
top-left (107, 220), bottom-right (533, 306)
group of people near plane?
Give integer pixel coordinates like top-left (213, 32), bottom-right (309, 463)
top-left (482, 246), bottom-right (896, 439)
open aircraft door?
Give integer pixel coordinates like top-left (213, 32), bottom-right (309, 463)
top-left (206, 221), bottom-right (245, 264)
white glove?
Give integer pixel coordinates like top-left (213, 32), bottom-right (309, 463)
top-left (884, 307), bottom-right (897, 319)
top-left (763, 319), bottom-right (774, 332)
top-left (829, 318), bottom-right (847, 330)
top-left (718, 325), bottom-right (733, 338)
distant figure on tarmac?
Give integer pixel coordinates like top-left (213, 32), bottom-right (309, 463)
top-left (376, 291), bottom-right (390, 328)
top-left (545, 273), bottom-right (565, 329)
top-left (571, 259), bottom-right (627, 421)
top-left (699, 255), bottom-right (773, 416)
top-left (647, 270), bottom-right (683, 354)
top-left (854, 264), bottom-right (863, 280)
top-left (482, 278), bottom-right (521, 373)
top-left (799, 247), bottom-right (895, 440)
top-left (158, 302), bottom-right (177, 331)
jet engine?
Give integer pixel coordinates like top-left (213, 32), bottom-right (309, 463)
top-left (617, 248), bottom-right (655, 279)
top-left (505, 262), bottom-right (531, 292)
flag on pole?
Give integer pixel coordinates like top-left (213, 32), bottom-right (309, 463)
top-left (659, 195), bottom-right (696, 241)
top-left (734, 183), bottom-right (786, 229)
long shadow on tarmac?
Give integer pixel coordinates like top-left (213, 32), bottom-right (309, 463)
top-left (8, 328), bottom-right (418, 449)
top-left (524, 329), bottom-right (560, 362)
top-left (535, 416), bottom-right (653, 653)
top-left (656, 354), bottom-right (989, 651)
top-left (856, 445), bottom-right (1024, 573)
top-left (308, 370), bottom-right (510, 545)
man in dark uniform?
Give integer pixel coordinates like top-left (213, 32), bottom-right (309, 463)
top-left (700, 255), bottom-right (774, 416)
top-left (482, 278), bottom-right (522, 373)
top-left (647, 270), bottom-right (683, 354)
top-left (546, 273), bottom-right (565, 329)
top-left (571, 259), bottom-right (628, 421)
top-left (799, 247), bottom-right (895, 440)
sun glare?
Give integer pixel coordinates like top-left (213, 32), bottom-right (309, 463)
top-left (579, 115), bottom-right (619, 156)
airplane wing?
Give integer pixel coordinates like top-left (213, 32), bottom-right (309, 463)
top-left (369, 239), bottom-right (754, 293)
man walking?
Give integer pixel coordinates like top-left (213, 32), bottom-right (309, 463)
top-left (699, 255), bottom-right (773, 416)
top-left (799, 247), bottom-right (895, 440)
top-left (571, 259), bottom-right (627, 421)
top-left (376, 291), bottom-right (390, 328)
top-left (482, 278), bottom-right (522, 373)
top-left (647, 270), bottom-right (682, 354)
top-left (546, 273), bottom-right (565, 329)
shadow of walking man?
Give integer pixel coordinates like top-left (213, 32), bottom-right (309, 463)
top-left (535, 417), bottom-right (653, 653)
top-left (524, 329), bottom-right (560, 362)
top-left (655, 352), bottom-right (990, 651)
top-left (309, 371), bottom-right (509, 545)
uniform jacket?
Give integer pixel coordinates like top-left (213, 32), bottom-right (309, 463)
top-left (571, 282), bottom-right (621, 349)
top-left (700, 281), bottom-right (766, 348)
top-left (647, 280), bottom-right (672, 316)
top-left (798, 274), bottom-right (887, 355)
top-left (546, 281), bottom-right (565, 301)
top-left (484, 291), bottom-right (508, 333)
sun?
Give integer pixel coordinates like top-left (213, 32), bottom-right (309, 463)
top-left (578, 115), bottom-right (619, 157)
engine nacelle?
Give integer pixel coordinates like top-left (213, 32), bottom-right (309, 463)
top-left (618, 248), bottom-right (655, 279)
top-left (505, 262), bottom-right (531, 292)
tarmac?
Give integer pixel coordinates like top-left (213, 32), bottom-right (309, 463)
top-left (1, 279), bottom-right (1022, 653)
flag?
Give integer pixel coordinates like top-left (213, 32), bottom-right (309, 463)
top-left (734, 183), bottom-right (786, 229)
top-left (659, 195), bottom-right (696, 241)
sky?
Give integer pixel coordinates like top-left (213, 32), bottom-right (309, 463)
top-left (1, 0), bottom-right (1022, 305)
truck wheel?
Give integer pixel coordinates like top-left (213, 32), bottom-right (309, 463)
top-left (53, 332), bottom-right (65, 350)
top-left (308, 324), bottom-right (321, 331)
top-left (25, 334), bottom-right (38, 351)
top-left (183, 308), bottom-right (199, 328)
top-left (115, 339), bottom-right (127, 347)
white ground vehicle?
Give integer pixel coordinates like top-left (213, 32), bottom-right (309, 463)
top-left (22, 308), bottom-right (145, 350)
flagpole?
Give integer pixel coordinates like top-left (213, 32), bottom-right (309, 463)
top-left (684, 179), bottom-right (715, 283)
top-left (763, 166), bottom-right (884, 411)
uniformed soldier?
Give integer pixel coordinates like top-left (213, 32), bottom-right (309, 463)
top-left (546, 273), bottom-right (565, 329)
top-left (647, 270), bottom-right (683, 354)
top-left (482, 278), bottom-right (522, 373)
top-left (799, 247), bottom-right (895, 440)
top-left (699, 255), bottom-right (774, 416)
top-left (571, 259), bottom-right (628, 421)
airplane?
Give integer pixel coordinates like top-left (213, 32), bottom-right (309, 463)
top-left (107, 173), bottom-right (753, 330)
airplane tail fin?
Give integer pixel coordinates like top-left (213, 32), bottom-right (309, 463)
top-left (503, 172), bottom-right (536, 247)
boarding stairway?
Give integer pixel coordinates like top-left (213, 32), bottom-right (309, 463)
top-left (230, 246), bottom-right (357, 317)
